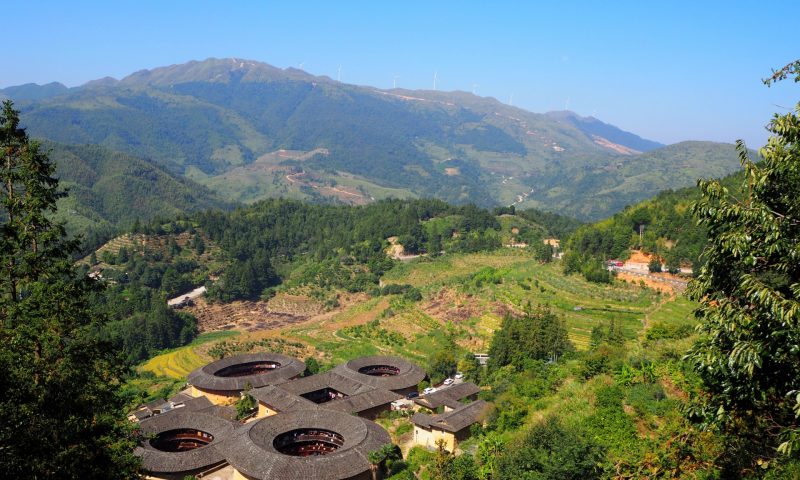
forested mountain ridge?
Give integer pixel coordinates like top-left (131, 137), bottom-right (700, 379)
top-left (44, 141), bottom-right (230, 248)
top-left (6, 58), bottom-right (743, 220)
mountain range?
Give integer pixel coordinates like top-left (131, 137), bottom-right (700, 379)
top-left (3, 58), bottom-right (744, 221)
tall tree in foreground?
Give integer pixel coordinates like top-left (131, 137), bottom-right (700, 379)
top-left (0, 100), bottom-right (140, 478)
top-left (686, 61), bottom-right (800, 473)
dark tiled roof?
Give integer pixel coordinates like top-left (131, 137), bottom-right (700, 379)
top-left (411, 400), bottom-right (490, 433)
top-left (220, 409), bottom-right (391, 480)
top-left (410, 412), bottom-right (435, 429)
top-left (331, 355), bottom-right (426, 392)
top-left (168, 392), bottom-right (193, 405)
top-left (326, 388), bottom-right (402, 415)
top-left (187, 353), bottom-right (305, 392)
top-left (198, 404), bottom-right (239, 422)
top-left (179, 395), bottom-right (214, 412)
top-left (278, 371), bottom-right (374, 397)
top-left (134, 411), bottom-right (236, 474)
top-left (132, 409), bottom-right (152, 421)
top-left (414, 382), bottom-right (481, 409)
top-left (144, 398), bottom-right (167, 411)
top-left (250, 385), bottom-right (318, 413)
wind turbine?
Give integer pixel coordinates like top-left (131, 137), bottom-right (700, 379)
top-left (337, 65), bottom-right (342, 82)
top-left (393, 75), bottom-right (399, 88)
top-left (433, 71), bottom-right (438, 91)
top-left (472, 83), bottom-right (478, 95)
top-left (509, 93), bottom-right (514, 106)
top-left (299, 62), bottom-right (305, 70)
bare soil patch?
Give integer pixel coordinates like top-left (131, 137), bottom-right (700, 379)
top-left (617, 272), bottom-right (676, 294)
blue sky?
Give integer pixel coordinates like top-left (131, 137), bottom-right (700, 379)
top-left (3, 0), bottom-right (798, 147)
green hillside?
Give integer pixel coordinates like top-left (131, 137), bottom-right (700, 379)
top-left (8, 58), bottom-right (745, 219)
top-left (564, 165), bottom-right (747, 271)
top-left (45, 142), bottom-right (230, 242)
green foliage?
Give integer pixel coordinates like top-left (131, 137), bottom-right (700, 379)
top-left (304, 357), bottom-right (320, 376)
top-left (368, 443), bottom-right (403, 478)
top-left (458, 352), bottom-right (482, 383)
top-left (496, 416), bottom-right (603, 479)
top-left (581, 257), bottom-right (613, 284)
top-left (533, 241), bottom-right (554, 263)
top-left (235, 384), bottom-right (257, 420)
top-left (427, 345), bottom-right (458, 385)
top-left (685, 72), bottom-right (800, 469)
top-left (198, 198), bottom-right (503, 301)
top-left (517, 207), bottom-right (584, 240)
top-left (648, 257), bottom-right (662, 273)
top-left (433, 446), bottom-right (480, 480)
top-left (342, 318), bottom-right (406, 347)
top-left (45, 141), bottom-right (229, 252)
top-left (0, 100), bottom-right (140, 478)
top-left (488, 304), bottom-right (573, 370)
top-left (97, 282), bottom-right (198, 362)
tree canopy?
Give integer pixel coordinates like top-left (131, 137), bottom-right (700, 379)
top-left (686, 61), bottom-right (800, 470)
top-left (0, 100), bottom-right (140, 478)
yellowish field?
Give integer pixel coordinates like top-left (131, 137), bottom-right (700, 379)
top-left (141, 345), bottom-right (207, 379)
top-left (140, 331), bottom-right (239, 379)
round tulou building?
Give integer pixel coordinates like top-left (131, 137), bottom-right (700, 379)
top-left (135, 410), bottom-right (236, 479)
top-left (221, 408), bottom-right (391, 480)
top-left (187, 353), bottom-right (305, 404)
top-left (331, 355), bottom-right (426, 396)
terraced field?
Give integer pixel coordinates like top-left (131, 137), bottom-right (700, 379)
top-left (275, 250), bottom-right (672, 364)
top-left (381, 250), bottom-right (661, 349)
top-left (138, 250), bottom-right (689, 380)
top-left (140, 331), bottom-right (240, 379)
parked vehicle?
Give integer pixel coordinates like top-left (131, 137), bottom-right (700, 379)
top-left (423, 387), bottom-right (436, 394)
top-left (405, 391), bottom-right (419, 399)
top-left (454, 372), bottom-right (464, 380)
top-left (443, 378), bottom-right (454, 385)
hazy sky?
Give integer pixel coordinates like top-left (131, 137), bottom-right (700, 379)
top-left (3, 1), bottom-right (798, 147)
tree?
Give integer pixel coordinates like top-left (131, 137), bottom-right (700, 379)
top-left (0, 100), bottom-right (140, 477)
top-left (367, 443), bottom-right (401, 479)
top-left (427, 347), bottom-right (457, 385)
top-left (495, 416), bottom-right (603, 480)
top-left (533, 241), bottom-right (554, 263)
top-left (647, 256), bottom-right (662, 273)
top-left (458, 352), bottom-right (481, 383)
top-left (686, 61), bottom-right (800, 470)
top-left (304, 357), bottom-right (320, 376)
top-left (488, 305), bottom-right (573, 371)
top-left (236, 383), bottom-right (257, 420)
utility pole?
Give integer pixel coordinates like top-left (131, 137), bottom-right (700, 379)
top-left (639, 224), bottom-right (644, 248)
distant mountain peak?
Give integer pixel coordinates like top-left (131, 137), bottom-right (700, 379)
top-left (0, 81), bottom-right (69, 101)
top-left (115, 57), bottom-right (320, 87)
top-left (82, 76), bottom-right (119, 88)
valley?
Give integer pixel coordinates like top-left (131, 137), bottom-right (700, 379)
top-left (3, 2), bottom-right (798, 477)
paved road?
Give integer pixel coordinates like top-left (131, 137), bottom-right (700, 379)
top-left (167, 285), bottom-right (207, 306)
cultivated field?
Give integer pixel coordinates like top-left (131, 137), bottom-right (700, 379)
top-left (139, 249), bottom-right (690, 379)
top-left (140, 331), bottom-right (240, 379)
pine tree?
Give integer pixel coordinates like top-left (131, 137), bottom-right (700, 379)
top-left (0, 101), bottom-right (140, 478)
